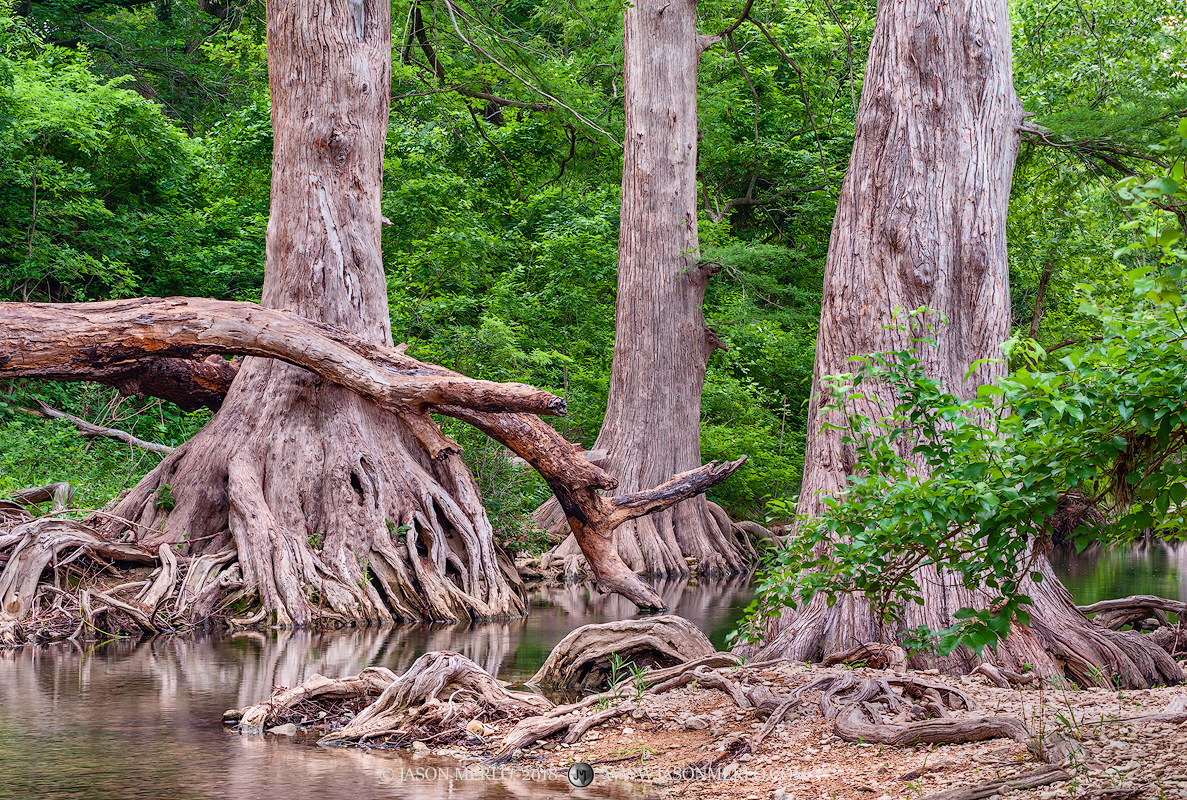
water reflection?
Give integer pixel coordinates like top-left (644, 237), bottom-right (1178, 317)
top-left (1051, 539), bottom-right (1186, 606)
top-left (0, 577), bottom-right (754, 800)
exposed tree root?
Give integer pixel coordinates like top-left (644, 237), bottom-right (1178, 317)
top-left (1079, 594), bottom-right (1187, 631)
top-left (526, 615), bottom-right (716, 689)
top-left (216, 629), bottom-right (1187, 797)
top-left (225, 652), bottom-right (552, 745)
top-left (743, 557), bottom-right (1184, 689)
top-left (321, 652), bottom-right (552, 745)
top-left (4, 298), bottom-right (747, 622)
top-left (224, 666), bottom-right (399, 734)
top-left (917, 765), bottom-right (1070, 800)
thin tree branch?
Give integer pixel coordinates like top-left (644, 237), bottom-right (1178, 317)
top-left (748, 15), bottom-right (831, 183)
top-left (438, 0), bottom-right (620, 146)
top-left (18, 399), bottom-right (175, 455)
top-left (1028, 261), bottom-right (1054, 340)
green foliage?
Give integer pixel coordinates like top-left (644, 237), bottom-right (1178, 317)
top-left (154, 482), bottom-right (175, 511)
top-left (0, 382), bottom-right (209, 509)
top-left (0, 18), bottom-right (266, 305)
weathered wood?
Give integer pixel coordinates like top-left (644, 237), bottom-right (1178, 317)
top-left (742, 0), bottom-right (1182, 689)
top-left (443, 405), bottom-right (745, 610)
top-left (822, 642), bottom-right (908, 672)
top-left (21, 400), bottom-right (174, 455)
top-left (0, 518), bottom-right (156, 619)
top-left (533, 0), bottom-right (750, 580)
top-left (6, 354), bottom-right (239, 412)
top-left (316, 652), bottom-right (552, 744)
top-left (0, 298), bottom-right (564, 418)
top-left (1078, 595), bottom-right (1186, 630)
top-left (226, 666), bottom-right (399, 734)
top-left (527, 615), bottom-right (717, 688)
top-left (6, 483), bottom-right (73, 513)
top-left (2, 298), bottom-right (744, 615)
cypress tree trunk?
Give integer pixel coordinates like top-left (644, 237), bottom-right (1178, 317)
top-left (743, 0), bottom-right (1181, 688)
top-left (96, 0), bottom-right (526, 625)
top-left (536, 0), bottom-right (749, 579)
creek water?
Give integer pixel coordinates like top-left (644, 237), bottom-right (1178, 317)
top-left (0, 575), bottom-right (753, 800)
top-left (0, 545), bottom-right (1182, 800)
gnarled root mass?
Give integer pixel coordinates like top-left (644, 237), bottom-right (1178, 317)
top-left (744, 556), bottom-right (1184, 690)
top-left (526, 615), bottom-right (717, 689)
top-left (216, 622), bottom-right (1187, 800)
top-left (1, 298), bottom-right (747, 629)
top-left (225, 651), bottom-right (552, 744)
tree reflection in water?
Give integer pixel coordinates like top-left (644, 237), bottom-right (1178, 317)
top-left (1052, 540), bottom-right (1185, 606)
top-left (0, 576), bottom-right (755, 800)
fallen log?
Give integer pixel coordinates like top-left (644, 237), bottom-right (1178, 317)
top-left (1078, 595), bottom-right (1186, 631)
top-left (1, 299), bottom-right (748, 616)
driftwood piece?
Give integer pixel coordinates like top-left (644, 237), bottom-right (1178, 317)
top-left (1078, 595), bottom-right (1187, 631)
top-left (6, 483), bottom-right (74, 513)
top-left (319, 652), bottom-right (552, 744)
top-left (822, 642), bottom-right (908, 672)
top-left (917, 765), bottom-right (1069, 800)
top-left (527, 616), bottom-right (717, 689)
top-left (972, 663), bottom-right (1037, 688)
top-left (225, 667), bottom-right (398, 734)
top-left (20, 400), bottom-right (174, 455)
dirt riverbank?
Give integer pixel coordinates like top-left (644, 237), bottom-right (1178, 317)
top-left (409, 659), bottom-right (1187, 800)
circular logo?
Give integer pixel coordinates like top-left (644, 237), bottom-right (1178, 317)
top-left (567, 762), bottom-right (594, 788)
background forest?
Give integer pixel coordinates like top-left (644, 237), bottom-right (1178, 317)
top-left (0, 0), bottom-right (1184, 554)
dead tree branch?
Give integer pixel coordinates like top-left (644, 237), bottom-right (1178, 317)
top-left (19, 399), bottom-right (174, 455)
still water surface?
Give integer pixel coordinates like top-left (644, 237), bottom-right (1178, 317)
top-left (0, 576), bottom-right (752, 800)
top-left (0, 545), bottom-right (1183, 800)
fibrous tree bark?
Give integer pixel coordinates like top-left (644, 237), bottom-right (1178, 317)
top-left (0, 0), bottom-right (747, 633)
top-left (85, 0), bottom-right (525, 627)
top-left (535, 0), bottom-right (749, 580)
top-left (741, 0), bottom-right (1182, 688)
